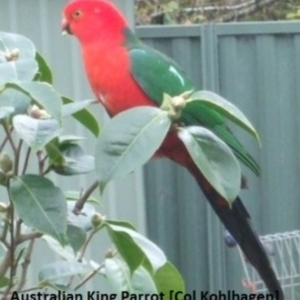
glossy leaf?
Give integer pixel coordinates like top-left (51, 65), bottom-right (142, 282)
top-left (178, 126), bottom-right (241, 203)
top-left (0, 31), bottom-right (37, 85)
top-left (67, 202), bottom-right (95, 231)
top-left (189, 91), bottom-right (261, 145)
top-left (42, 235), bottom-right (75, 262)
top-left (106, 222), bottom-right (166, 273)
top-left (38, 261), bottom-right (89, 283)
top-left (154, 262), bottom-right (185, 296)
top-left (62, 97), bottom-right (100, 137)
top-left (45, 142), bottom-right (65, 167)
top-left (105, 220), bottom-right (136, 231)
top-left (105, 258), bottom-right (158, 293)
top-left (67, 224), bottom-right (86, 253)
top-left (34, 52), bottom-right (53, 84)
top-left (96, 107), bottom-right (171, 191)
top-left (10, 175), bottom-right (68, 245)
top-left (53, 144), bottom-right (94, 176)
top-left (5, 82), bottom-right (62, 120)
top-left (13, 115), bottom-right (61, 151)
top-left (59, 135), bottom-right (85, 145)
top-left (0, 88), bottom-right (31, 115)
top-left (62, 99), bottom-right (95, 117)
top-left (0, 106), bottom-right (14, 119)
top-left (0, 277), bottom-right (9, 288)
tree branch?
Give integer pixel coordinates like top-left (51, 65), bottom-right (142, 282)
top-left (72, 181), bottom-right (99, 215)
top-left (16, 239), bottom-right (35, 292)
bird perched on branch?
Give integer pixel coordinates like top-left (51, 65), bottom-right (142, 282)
top-left (61, 0), bottom-right (283, 298)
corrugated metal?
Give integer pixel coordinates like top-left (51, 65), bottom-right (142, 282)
top-left (0, 0), bottom-right (142, 292)
top-left (138, 22), bottom-right (300, 293)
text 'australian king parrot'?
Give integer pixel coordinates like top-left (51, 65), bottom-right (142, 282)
top-left (61, 0), bottom-right (284, 298)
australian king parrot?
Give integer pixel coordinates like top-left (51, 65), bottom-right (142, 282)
top-left (61, 0), bottom-right (283, 298)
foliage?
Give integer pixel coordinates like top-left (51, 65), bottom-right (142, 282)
top-left (0, 32), bottom-right (184, 298)
top-left (135, 0), bottom-right (300, 25)
top-left (0, 31), bottom-right (258, 298)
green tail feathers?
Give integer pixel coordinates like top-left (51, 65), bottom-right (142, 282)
top-left (213, 125), bottom-right (260, 176)
top-left (181, 112), bottom-right (260, 176)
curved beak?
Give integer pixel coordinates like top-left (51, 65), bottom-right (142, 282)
top-left (61, 17), bottom-right (72, 36)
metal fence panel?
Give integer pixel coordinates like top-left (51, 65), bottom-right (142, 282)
top-left (138, 22), bottom-right (300, 293)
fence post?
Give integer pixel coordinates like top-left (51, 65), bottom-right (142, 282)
top-left (112, 0), bottom-right (135, 29)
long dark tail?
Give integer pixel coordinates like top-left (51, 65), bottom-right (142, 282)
top-left (187, 163), bottom-right (284, 299)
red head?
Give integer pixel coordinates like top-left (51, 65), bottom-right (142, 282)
top-left (62, 0), bottom-right (128, 45)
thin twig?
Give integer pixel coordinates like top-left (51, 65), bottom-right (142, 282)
top-left (16, 238), bottom-right (35, 292)
top-left (41, 166), bottom-right (52, 176)
top-left (17, 232), bottom-right (43, 244)
top-left (22, 147), bottom-right (31, 175)
top-left (72, 181), bottom-right (99, 215)
top-left (2, 123), bottom-right (17, 154)
top-left (1, 213), bottom-right (9, 247)
top-left (0, 250), bottom-right (11, 280)
top-left (13, 139), bottom-right (23, 176)
top-left (74, 263), bottom-right (104, 291)
top-left (15, 219), bottom-right (22, 240)
top-left (20, 287), bottom-right (40, 293)
top-left (36, 151), bottom-right (44, 175)
top-left (78, 230), bottom-right (96, 263)
top-left (0, 136), bottom-right (9, 152)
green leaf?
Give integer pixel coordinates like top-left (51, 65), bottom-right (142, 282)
top-left (45, 141), bottom-right (65, 167)
top-left (0, 277), bottom-right (9, 288)
top-left (105, 220), bottom-right (136, 231)
top-left (38, 261), bottom-right (89, 283)
top-left (96, 107), bottom-right (171, 192)
top-left (34, 52), bottom-right (53, 84)
top-left (105, 258), bottom-right (158, 293)
top-left (0, 106), bottom-right (14, 119)
top-left (106, 226), bottom-right (144, 274)
top-left (5, 82), bottom-right (62, 120)
top-left (67, 224), bottom-right (86, 253)
top-left (10, 175), bottom-right (68, 245)
top-left (59, 135), bottom-right (85, 145)
top-left (42, 235), bottom-right (75, 262)
top-left (188, 91), bottom-right (261, 146)
top-left (62, 99), bottom-right (95, 117)
top-left (62, 97), bottom-right (100, 137)
top-left (105, 258), bottom-right (133, 292)
top-left (0, 31), bottom-right (38, 85)
top-left (67, 202), bottom-right (95, 231)
top-left (0, 88), bottom-right (30, 115)
top-left (13, 115), bottom-right (61, 151)
top-left (105, 223), bottom-right (167, 273)
top-left (154, 262), bottom-right (185, 296)
top-left (132, 266), bottom-right (158, 293)
top-left (53, 144), bottom-right (94, 176)
top-left (178, 126), bottom-right (241, 203)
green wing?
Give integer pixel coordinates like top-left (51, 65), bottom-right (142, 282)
top-left (126, 30), bottom-right (260, 175)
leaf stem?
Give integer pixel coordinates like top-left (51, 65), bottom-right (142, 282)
top-left (0, 136), bottom-right (9, 152)
top-left (74, 262), bottom-right (104, 291)
top-left (14, 139), bottom-right (23, 176)
top-left (22, 147), bottom-right (31, 175)
top-left (78, 230), bottom-right (96, 263)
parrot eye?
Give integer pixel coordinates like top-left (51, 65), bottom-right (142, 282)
top-left (73, 10), bottom-right (83, 18)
